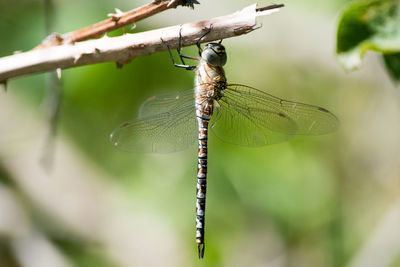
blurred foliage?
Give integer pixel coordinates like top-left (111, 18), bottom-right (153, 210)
top-left (52, 238), bottom-right (117, 267)
top-left (383, 52), bottom-right (400, 81)
top-left (337, 0), bottom-right (400, 83)
top-left (0, 238), bottom-right (18, 267)
top-left (1, 0), bottom-right (400, 267)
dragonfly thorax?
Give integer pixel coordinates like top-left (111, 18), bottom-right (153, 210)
top-left (195, 59), bottom-right (227, 104)
top-left (201, 43), bottom-right (227, 67)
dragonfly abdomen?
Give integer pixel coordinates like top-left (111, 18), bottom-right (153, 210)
top-left (195, 107), bottom-right (211, 258)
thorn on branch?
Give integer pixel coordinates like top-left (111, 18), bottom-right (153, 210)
top-left (56, 68), bottom-right (62, 79)
top-left (73, 54), bottom-right (82, 64)
top-left (108, 8), bottom-right (125, 23)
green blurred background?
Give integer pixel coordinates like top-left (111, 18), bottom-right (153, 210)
top-left (1, 0), bottom-right (400, 266)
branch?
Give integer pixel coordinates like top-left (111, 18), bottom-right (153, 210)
top-left (0, 4), bottom-right (283, 83)
top-left (35, 0), bottom-right (200, 49)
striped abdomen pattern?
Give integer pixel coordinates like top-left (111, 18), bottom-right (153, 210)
top-left (195, 102), bottom-right (212, 258)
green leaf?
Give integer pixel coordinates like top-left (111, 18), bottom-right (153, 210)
top-left (337, 0), bottom-right (400, 71)
top-left (383, 52), bottom-right (400, 82)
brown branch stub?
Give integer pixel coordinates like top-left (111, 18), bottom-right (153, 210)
top-left (256, 3), bottom-right (284, 12)
top-left (35, 0), bottom-right (200, 50)
top-left (0, 3), bottom-right (284, 82)
top-left (37, 33), bottom-right (65, 48)
top-left (108, 8), bottom-right (125, 22)
top-left (0, 80), bottom-right (7, 92)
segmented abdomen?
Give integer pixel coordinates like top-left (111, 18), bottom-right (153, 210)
top-left (195, 99), bottom-right (212, 258)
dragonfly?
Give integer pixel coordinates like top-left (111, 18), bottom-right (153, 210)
top-left (110, 27), bottom-right (339, 258)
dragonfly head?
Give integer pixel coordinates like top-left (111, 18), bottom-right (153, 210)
top-left (202, 43), bottom-right (227, 66)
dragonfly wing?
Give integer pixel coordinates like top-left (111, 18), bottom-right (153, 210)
top-left (139, 89), bottom-right (195, 118)
top-left (111, 89), bottom-right (197, 153)
top-left (211, 92), bottom-right (298, 147)
top-left (211, 84), bottom-right (339, 146)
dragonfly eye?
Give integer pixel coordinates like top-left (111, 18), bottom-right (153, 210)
top-left (201, 43), bottom-right (227, 66)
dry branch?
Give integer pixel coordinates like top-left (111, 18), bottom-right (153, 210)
top-left (35, 0), bottom-right (200, 49)
top-left (0, 3), bottom-right (283, 83)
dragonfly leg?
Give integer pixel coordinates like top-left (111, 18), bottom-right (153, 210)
top-left (196, 25), bottom-right (213, 56)
top-left (177, 27), bottom-right (199, 65)
top-left (160, 37), bottom-right (196, 70)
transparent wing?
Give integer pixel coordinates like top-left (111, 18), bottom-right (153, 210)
top-left (110, 90), bottom-right (197, 153)
top-left (211, 84), bottom-right (339, 146)
top-left (138, 89), bottom-right (195, 118)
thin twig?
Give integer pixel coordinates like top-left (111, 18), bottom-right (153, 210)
top-left (0, 4), bottom-right (283, 82)
top-left (35, 0), bottom-right (199, 49)
top-left (256, 3), bottom-right (284, 12)
top-left (36, 0), bottom-right (198, 48)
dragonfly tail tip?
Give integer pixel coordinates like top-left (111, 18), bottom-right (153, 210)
top-left (198, 243), bottom-right (205, 259)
